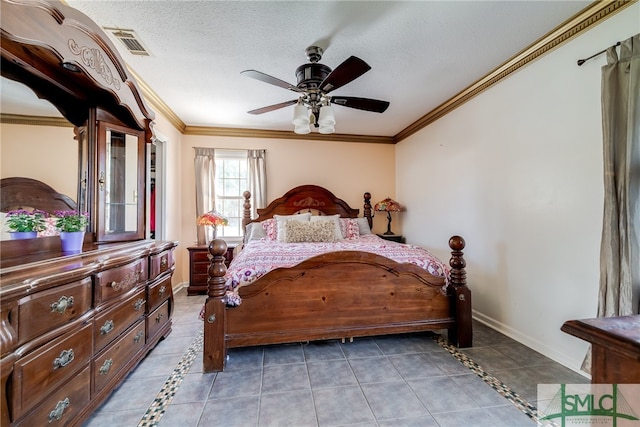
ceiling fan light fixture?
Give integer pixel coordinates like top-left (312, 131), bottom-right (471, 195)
top-left (294, 124), bottom-right (311, 134)
top-left (319, 125), bottom-right (335, 134)
top-left (318, 105), bottom-right (335, 126)
top-left (292, 103), bottom-right (310, 125)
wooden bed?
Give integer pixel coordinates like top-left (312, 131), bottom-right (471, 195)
top-left (202, 185), bottom-right (472, 371)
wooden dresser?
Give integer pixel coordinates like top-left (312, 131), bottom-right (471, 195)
top-left (562, 315), bottom-right (640, 384)
top-left (0, 240), bottom-right (177, 426)
top-left (187, 243), bottom-right (236, 295)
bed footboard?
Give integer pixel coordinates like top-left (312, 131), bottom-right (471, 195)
top-left (203, 236), bottom-right (471, 372)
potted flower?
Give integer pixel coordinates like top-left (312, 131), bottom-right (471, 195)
top-left (54, 210), bottom-right (89, 252)
top-left (197, 210), bottom-right (228, 243)
top-left (4, 209), bottom-right (47, 239)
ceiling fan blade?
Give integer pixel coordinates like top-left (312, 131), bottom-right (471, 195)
top-left (247, 99), bottom-right (298, 115)
top-left (241, 70), bottom-right (303, 93)
top-left (319, 56), bottom-right (371, 93)
top-left (330, 96), bottom-right (390, 113)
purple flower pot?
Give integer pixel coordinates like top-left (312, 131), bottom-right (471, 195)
top-left (60, 231), bottom-right (85, 253)
top-left (9, 231), bottom-right (37, 240)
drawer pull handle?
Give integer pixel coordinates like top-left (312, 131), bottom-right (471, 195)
top-left (99, 358), bottom-right (113, 375)
top-left (100, 320), bottom-right (114, 335)
top-left (133, 330), bottom-right (144, 343)
top-left (133, 298), bottom-right (146, 311)
top-left (158, 286), bottom-right (166, 296)
top-left (51, 296), bottom-right (74, 314)
top-left (53, 349), bottom-right (75, 369)
top-left (48, 397), bottom-right (70, 422)
top-left (155, 313), bottom-right (164, 323)
top-left (161, 257), bottom-right (168, 267)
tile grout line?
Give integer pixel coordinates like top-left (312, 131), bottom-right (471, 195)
top-left (137, 330), bottom-right (205, 427)
top-left (435, 335), bottom-right (541, 424)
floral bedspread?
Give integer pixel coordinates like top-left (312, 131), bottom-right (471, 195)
top-left (222, 234), bottom-right (449, 306)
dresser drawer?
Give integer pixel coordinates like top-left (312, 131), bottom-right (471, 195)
top-left (92, 320), bottom-right (146, 395)
top-left (14, 365), bottom-right (90, 427)
top-left (147, 300), bottom-right (170, 340)
top-left (94, 290), bottom-right (146, 352)
top-left (11, 322), bottom-right (93, 420)
top-left (94, 258), bottom-right (148, 305)
top-left (148, 275), bottom-right (172, 313)
top-left (17, 278), bottom-right (92, 346)
top-left (149, 249), bottom-right (174, 281)
top-left (191, 261), bottom-right (209, 275)
top-left (191, 249), bottom-right (211, 263)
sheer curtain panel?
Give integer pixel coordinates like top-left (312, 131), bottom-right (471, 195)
top-left (248, 149), bottom-right (267, 219)
top-left (194, 147), bottom-right (216, 245)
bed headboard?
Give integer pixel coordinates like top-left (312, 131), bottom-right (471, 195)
top-left (243, 185), bottom-right (373, 229)
top-left (0, 177), bottom-right (77, 213)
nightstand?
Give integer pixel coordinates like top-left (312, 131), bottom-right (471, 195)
top-left (187, 242), bottom-right (237, 295)
top-left (377, 234), bottom-right (405, 243)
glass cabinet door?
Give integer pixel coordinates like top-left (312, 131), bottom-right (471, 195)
top-left (97, 121), bottom-right (145, 242)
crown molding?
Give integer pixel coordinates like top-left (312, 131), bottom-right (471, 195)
top-left (0, 114), bottom-right (72, 127)
top-left (393, 0), bottom-right (635, 143)
top-left (184, 125), bottom-right (395, 144)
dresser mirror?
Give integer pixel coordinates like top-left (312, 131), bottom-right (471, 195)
top-left (0, 77), bottom-right (88, 241)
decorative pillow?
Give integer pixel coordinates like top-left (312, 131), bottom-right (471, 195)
top-left (261, 218), bottom-right (277, 240)
top-left (310, 214), bottom-right (342, 240)
top-left (245, 222), bottom-right (266, 243)
top-left (356, 217), bottom-right (372, 235)
top-left (285, 219), bottom-right (336, 243)
top-left (339, 218), bottom-right (360, 239)
top-left (274, 213), bottom-right (312, 242)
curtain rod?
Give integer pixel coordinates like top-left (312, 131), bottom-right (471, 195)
top-left (577, 41), bottom-right (621, 66)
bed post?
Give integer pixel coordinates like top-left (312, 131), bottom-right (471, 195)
top-left (242, 190), bottom-right (252, 230)
top-left (363, 192), bottom-right (373, 229)
top-left (203, 238), bottom-right (228, 372)
top-left (447, 235), bottom-right (472, 347)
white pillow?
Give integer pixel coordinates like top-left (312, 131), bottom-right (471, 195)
top-left (244, 222), bottom-right (266, 243)
top-left (274, 213), bottom-right (311, 242)
top-left (356, 217), bottom-right (372, 235)
top-left (310, 214), bottom-right (342, 240)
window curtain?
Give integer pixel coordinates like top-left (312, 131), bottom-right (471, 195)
top-left (247, 149), bottom-right (267, 219)
top-left (194, 147), bottom-right (216, 245)
top-left (583, 34), bottom-right (640, 373)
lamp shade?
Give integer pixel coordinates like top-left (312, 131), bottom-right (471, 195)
top-left (292, 104), bottom-right (310, 126)
top-left (374, 198), bottom-right (402, 212)
top-left (318, 105), bottom-right (335, 126)
top-left (197, 210), bottom-right (228, 227)
top-left (294, 124), bottom-right (311, 134)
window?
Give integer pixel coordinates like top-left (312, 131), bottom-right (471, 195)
top-left (215, 150), bottom-right (248, 238)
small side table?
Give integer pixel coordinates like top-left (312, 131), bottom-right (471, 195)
top-left (187, 242), bottom-right (237, 295)
top-left (377, 234), bottom-right (405, 243)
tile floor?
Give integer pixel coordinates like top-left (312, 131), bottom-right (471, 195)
top-left (83, 287), bottom-right (588, 427)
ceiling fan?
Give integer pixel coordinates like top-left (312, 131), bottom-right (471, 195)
top-left (241, 46), bottom-right (390, 134)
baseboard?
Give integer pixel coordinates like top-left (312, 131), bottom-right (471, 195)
top-left (174, 281), bottom-right (188, 293)
top-left (472, 310), bottom-right (590, 379)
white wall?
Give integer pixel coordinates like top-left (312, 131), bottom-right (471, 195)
top-left (396, 4), bottom-right (639, 372)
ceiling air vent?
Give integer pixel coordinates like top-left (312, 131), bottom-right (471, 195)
top-left (104, 27), bottom-right (150, 56)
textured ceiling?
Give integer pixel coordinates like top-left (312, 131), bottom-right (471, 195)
top-left (4, 1), bottom-right (595, 138)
